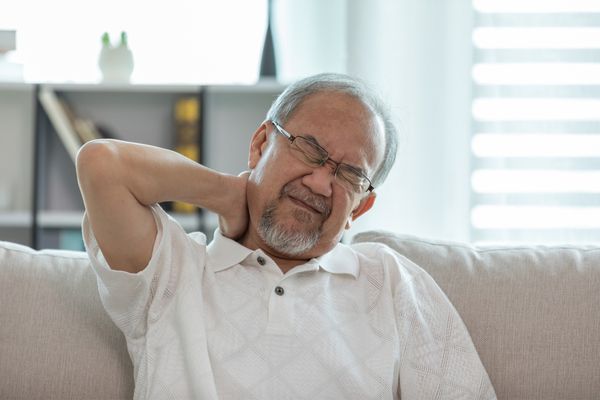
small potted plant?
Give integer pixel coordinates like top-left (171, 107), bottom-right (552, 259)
top-left (98, 31), bottom-right (134, 82)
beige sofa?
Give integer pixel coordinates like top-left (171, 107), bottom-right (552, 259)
top-left (1, 232), bottom-right (599, 399)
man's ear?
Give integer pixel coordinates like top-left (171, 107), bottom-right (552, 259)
top-left (248, 122), bottom-right (270, 169)
top-left (345, 192), bottom-right (376, 230)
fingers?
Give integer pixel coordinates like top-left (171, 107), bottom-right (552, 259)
top-left (217, 171), bottom-right (250, 240)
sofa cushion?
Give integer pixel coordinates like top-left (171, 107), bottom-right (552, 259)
top-left (0, 241), bottom-right (133, 400)
top-left (352, 231), bottom-right (600, 400)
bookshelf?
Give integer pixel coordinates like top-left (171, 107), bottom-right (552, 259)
top-left (0, 81), bottom-right (284, 250)
top-left (0, 83), bottom-right (35, 247)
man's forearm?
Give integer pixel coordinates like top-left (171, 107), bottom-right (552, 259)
top-left (78, 139), bottom-right (235, 216)
top-left (77, 136), bottom-right (249, 272)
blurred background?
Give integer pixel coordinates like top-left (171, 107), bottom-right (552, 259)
top-left (1, 0), bottom-right (599, 250)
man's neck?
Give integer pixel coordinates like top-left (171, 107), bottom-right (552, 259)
top-left (264, 250), bottom-right (310, 274)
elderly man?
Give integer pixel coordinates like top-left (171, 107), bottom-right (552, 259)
top-left (77, 73), bottom-right (496, 399)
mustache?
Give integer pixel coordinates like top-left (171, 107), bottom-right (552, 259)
top-left (281, 183), bottom-right (331, 217)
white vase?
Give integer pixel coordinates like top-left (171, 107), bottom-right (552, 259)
top-left (98, 45), bottom-right (134, 83)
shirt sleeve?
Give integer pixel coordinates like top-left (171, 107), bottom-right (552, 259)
top-left (82, 203), bottom-right (207, 340)
top-left (386, 250), bottom-right (497, 400)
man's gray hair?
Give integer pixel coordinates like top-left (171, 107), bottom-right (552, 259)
top-left (266, 73), bottom-right (398, 189)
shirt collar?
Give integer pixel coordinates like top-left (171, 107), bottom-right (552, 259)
top-left (207, 229), bottom-right (360, 278)
top-left (314, 242), bottom-right (360, 278)
top-left (207, 229), bottom-right (254, 272)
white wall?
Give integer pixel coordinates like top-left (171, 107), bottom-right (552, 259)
top-left (345, 0), bottom-right (474, 242)
top-left (272, 0), bottom-right (348, 82)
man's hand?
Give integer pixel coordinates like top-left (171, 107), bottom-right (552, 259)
top-left (218, 171), bottom-right (251, 240)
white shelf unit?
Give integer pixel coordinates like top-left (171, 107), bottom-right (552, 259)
top-left (0, 81), bottom-right (285, 249)
top-left (0, 208), bottom-right (202, 232)
top-left (0, 212), bottom-right (31, 228)
top-left (0, 83), bottom-right (35, 234)
top-left (41, 82), bottom-right (202, 93)
top-left (35, 211), bottom-right (201, 232)
top-left (0, 82), bottom-right (34, 91)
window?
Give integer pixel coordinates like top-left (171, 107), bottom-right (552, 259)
top-left (0, 0), bottom-right (266, 84)
top-left (470, 0), bottom-right (600, 244)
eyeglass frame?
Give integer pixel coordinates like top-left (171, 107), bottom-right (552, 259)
top-left (269, 120), bottom-right (375, 194)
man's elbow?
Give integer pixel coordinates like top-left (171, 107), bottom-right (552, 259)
top-left (76, 139), bottom-right (121, 189)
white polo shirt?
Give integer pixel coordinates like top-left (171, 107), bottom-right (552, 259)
top-left (83, 204), bottom-right (496, 400)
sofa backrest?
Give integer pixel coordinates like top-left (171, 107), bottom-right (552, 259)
top-left (3, 234), bottom-right (600, 400)
top-left (0, 241), bottom-right (133, 400)
top-left (352, 231), bottom-right (600, 400)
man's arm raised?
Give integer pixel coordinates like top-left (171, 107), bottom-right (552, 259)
top-left (76, 139), bottom-right (248, 273)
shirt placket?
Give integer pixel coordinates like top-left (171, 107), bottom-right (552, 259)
top-left (252, 252), bottom-right (318, 336)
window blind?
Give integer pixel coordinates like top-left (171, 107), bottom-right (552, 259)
top-left (470, 0), bottom-right (600, 244)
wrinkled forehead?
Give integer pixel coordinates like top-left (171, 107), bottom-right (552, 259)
top-left (285, 92), bottom-right (385, 172)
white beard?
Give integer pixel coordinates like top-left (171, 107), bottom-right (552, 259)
top-left (257, 180), bottom-right (331, 257)
top-left (257, 200), bottom-right (322, 257)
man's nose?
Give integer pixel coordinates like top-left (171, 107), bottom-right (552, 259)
top-left (301, 164), bottom-right (334, 197)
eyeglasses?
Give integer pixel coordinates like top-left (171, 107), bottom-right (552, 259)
top-left (270, 120), bottom-right (374, 194)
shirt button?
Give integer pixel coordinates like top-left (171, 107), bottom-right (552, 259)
top-left (274, 286), bottom-right (285, 296)
top-left (257, 256), bottom-right (266, 266)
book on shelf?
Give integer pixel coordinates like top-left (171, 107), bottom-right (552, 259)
top-left (171, 96), bottom-right (202, 214)
top-left (38, 88), bottom-right (81, 163)
top-left (38, 88), bottom-right (118, 164)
